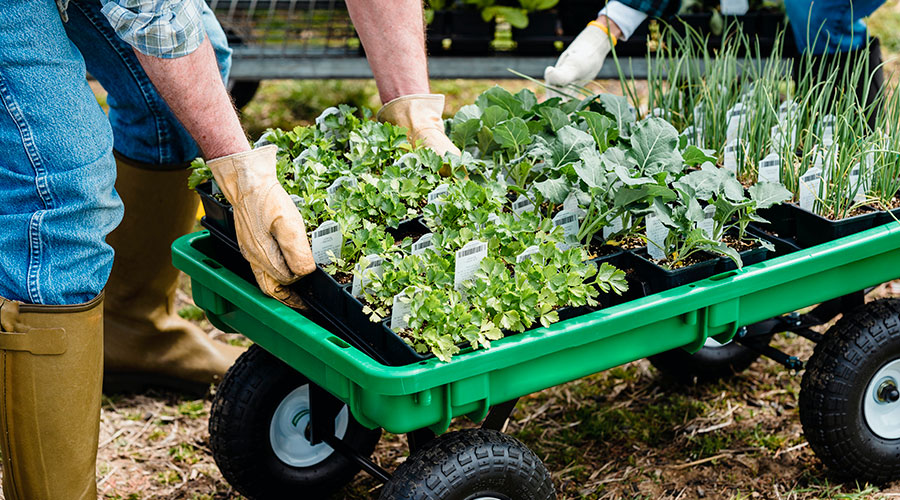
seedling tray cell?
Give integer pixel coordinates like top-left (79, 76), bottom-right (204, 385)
top-left (628, 249), bottom-right (719, 294)
top-left (791, 204), bottom-right (880, 248)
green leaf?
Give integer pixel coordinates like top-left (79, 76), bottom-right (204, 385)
top-left (482, 106), bottom-right (511, 129)
top-left (493, 118), bottom-right (532, 153)
top-left (626, 118), bottom-right (684, 176)
top-left (682, 145), bottom-right (717, 166)
top-left (748, 182), bottom-right (792, 209)
top-left (595, 94), bottom-right (635, 131)
top-left (533, 176), bottom-right (570, 204)
top-left (549, 126), bottom-right (594, 168)
top-left (450, 118), bottom-right (482, 149)
top-left (577, 111), bottom-right (615, 152)
top-left (538, 107), bottom-right (570, 132)
top-left (483, 6), bottom-right (529, 28)
top-left (574, 149), bottom-right (607, 189)
top-left (476, 86), bottom-right (527, 118)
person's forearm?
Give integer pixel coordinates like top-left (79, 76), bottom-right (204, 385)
top-left (133, 37), bottom-right (249, 159)
top-left (346, 0), bottom-right (430, 103)
top-left (595, 15), bottom-right (624, 40)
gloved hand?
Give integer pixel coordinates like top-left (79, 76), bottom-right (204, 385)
top-left (544, 21), bottom-right (617, 89)
top-left (207, 145), bottom-right (315, 308)
top-left (377, 94), bottom-right (461, 157)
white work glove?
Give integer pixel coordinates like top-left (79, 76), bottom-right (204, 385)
top-left (377, 94), bottom-right (461, 159)
top-left (545, 22), bottom-right (616, 89)
top-left (207, 145), bottom-right (315, 308)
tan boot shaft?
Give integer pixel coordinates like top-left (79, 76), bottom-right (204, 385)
top-left (0, 294), bottom-right (103, 500)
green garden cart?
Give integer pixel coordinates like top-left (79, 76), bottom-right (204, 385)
top-left (173, 221), bottom-right (900, 499)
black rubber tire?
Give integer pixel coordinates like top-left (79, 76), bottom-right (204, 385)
top-left (800, 298), bottom-right (900, 484)
top-left (379, 429), bottom-right (556, 500)
top-left (649, 336), bottom-right (770, 383)
top-left (209, 344), bottom-right (382, 499)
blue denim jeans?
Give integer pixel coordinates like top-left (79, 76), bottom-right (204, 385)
top-left (786, 0), bottom-right (884, 54)
top-left (0, 0), bottom-right (231, 305)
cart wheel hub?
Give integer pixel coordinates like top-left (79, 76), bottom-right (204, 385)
top-left (864, 359), bottom-right (900, 439)
top-left (269, 385), bottom-right (350, 467)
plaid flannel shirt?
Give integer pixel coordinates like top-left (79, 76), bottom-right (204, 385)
top-left (616, 0), bottom-right (680, 20)
top-left (56, 0), bottom-right (206, 58)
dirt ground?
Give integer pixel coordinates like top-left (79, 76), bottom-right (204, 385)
top-left (11, 281), bottom-right (880, 500)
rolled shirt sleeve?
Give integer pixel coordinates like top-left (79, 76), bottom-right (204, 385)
top-left (599, 1), bottom-right (649, 40)
top-left (99, 0), bottom-right (206, 58)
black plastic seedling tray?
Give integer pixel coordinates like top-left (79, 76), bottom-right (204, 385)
top-left (791, 204), bottom-right (880, 248)
top-left (756, 202), bottom-right (797, 238)
top-left (628, 249), bottom-right (719, 294)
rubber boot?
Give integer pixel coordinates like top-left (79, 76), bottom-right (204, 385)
top-left (103, 153), bottom-right (245, 395)
top-left (793, 38), bottom-right (885, 129)
top-left (0, 293), bottom-right (103, 500)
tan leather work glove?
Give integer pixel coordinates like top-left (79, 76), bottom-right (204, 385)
top-left (377, 94), bottom-right (461, 158)
top-left (207, 145), bottom-right (315, 308)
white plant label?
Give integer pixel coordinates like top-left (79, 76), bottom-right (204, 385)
top-left (311, 220), bottom-right (342, 265)
top-left (721, 0), bottom-right (749, 15)
top-left (412, 233), bottom-right (434, 256)
top-left (552, 210), bottom-right (579, 249)
top-left (693, 104), bottom-right (704, 131)
top-left (799, 167), bottom-right (823, 211)
top-left (427, 183), bottom-right (449, 205)
top-left (454, 240), bottom-right (488, 290)
top-left (516, 245), bottom-right (541, 263)
top-left (821, 114), bottom-right (836, 147)
top-left (351, 254), bottom-right (384, 298)
top-left (563, 191), bottom-right (587, 219)
top-left (289, 194), bottom-right (305, 209)
top-left (646, 215), bottom-right (669, 261)
top-left (758, 152), bottom-right (781, 184)
top-left (326, 176), bottom-right (357, 206)
top-left (602, 216), bottom-right (625, 240)
top-left (724, 140), bottom-right (739, 175)
top-left (726, 103), bottom-right (747, 142)
top-left (390, 287), bottom-right (419, 331)
top-left (849, 162), bottom-right (865, 202)
top-left (651, 107), bottom-right (666, 118)
top-left (487, 212), bottom-right (502, 225)
top-left (512, 195), bottom-right (535, 216)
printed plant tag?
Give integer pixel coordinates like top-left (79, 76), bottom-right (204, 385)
top-left (552, 210), bottom-right (579, 246)
top-left (758, 152), bottom-right (781, 184)
top-left (326, 176), bottom-right (357, 206)
top-left (799, 167), bottom-right (823, 211)
top-left (454, 240), bottom-right (488, 290)
top-left (427, 183), bottom-right (449, 205)
top-left (512, 194), bottom-right (535, 216)
top-left (602, 216), bottom-right (625, 240)
top-left (311, 220), bottom-right (342, 265)
top-left (821, 114), bottom-right (836, 147)
top-left (726, 103), bottom-right (747, 142)
top-left (723, 140), bottom-right (739, 175)
top-left (681, 125), bottom-right (696, 146)
top-left (351, 254), bottom-right (384, 298)
top-left (721, 0), bottom-right (749, 15)
top-left (289, 194), bottom-right (305, 209)
top-left (516, 245), bottom-right (541, 263)
top-left (412, 233), bottom-right (434, 256)
top-left (487, 213), bottom-right (502, 225)
top-left (390, 287), bottom-right (419, 331)
top-left (646, 215), bottom-right (669, 261)
top-left (651, 107), bottom-right (666, 118)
